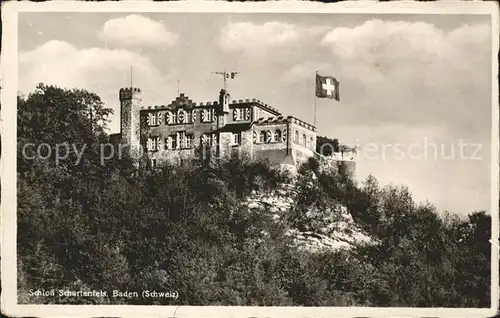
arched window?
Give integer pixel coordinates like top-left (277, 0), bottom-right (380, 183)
top-left (281, 129), bottom-right (287, 142)
top-left (294, 131), bottom-right (299, 143)
top-left (301, 134), bottom-right (307, 147)
top-left (274, 129), bottom-right (281, 143)
top-left (266, 130), bottom-right (273, 143)
top-left (259, 131), bottom-right (266, 143)
top-left (310, 136), bottom-right (314, 149)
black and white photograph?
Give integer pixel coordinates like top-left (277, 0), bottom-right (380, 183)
top-left (1, 1), bottom-right (499, 317)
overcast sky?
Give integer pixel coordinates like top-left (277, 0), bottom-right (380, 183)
top-left (18, 12), bottom-right (493, 216)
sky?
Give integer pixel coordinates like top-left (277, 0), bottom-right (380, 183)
top-left (18, 12), bottom-right (494, 216)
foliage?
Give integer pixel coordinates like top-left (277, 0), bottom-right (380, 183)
top-left (17, 84), bottom-right (491, 307)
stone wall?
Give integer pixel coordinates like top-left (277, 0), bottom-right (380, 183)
top-left (252, 122), bottom-right (289, 164)
top-left (289, 120), bottom-right (317, 165)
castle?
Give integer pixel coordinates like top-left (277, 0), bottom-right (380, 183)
top-left (111, 86), bottom-right (356, 173)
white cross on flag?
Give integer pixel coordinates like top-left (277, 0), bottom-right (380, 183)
top-left (316, 73), bottom-right (339, 101)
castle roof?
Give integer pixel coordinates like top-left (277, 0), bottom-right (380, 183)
top-left (214, 123), bottom-right (252, 133)
top-left (252, 115), bottom-right (316, 132)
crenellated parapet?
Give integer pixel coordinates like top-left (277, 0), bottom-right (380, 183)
top-left (139, 93), bottom-right (226, 112)
top-left (231, 98), bottom-right (281, 116)
top-left (287, 116), bottom-right (316, 132)
top-left (119, 87), bottom-right (142, 101)
top-left (251, 115), bottom-right (316, 132)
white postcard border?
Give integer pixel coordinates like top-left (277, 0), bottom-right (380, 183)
top-left (1, 1), bottom-right (499, 317)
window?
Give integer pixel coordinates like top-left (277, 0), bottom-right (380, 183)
top-left (310, 136), bottom-right (314, 149)
top-left (232, 133), bottom-right (241, 145)
top-left (201, 133), bottom-right (213, 146)
top-left (259, 131), bottom-right (266, 143)
top-left (185, 134), bottom-right (194, 149)
top-left (274, 130), bottom-right (281, 143)
top-left (146, 137), bottom-right (160, 151)
top-left (266, 130), bottom-right (273, 143)
top-left (147, 113), bottom-right (159, 126)
top-left (301, 134), bottom-right (307, 147)
top-left (165, 136), bottom-right (176, 149)
top-left (201, 108), bottom-right (214, 123)
top-left (201, 134), bottom-right (209, 146)
top-left (150, 159), bottom-right (157, 168)
top-left (233, 108), bottom-right (249, 121)
top-left (178, 109), bottom-right (186, 124)
top-left (211, 133), bottom-right (218, 146)
top-left (165, 111), bottom-right (174, 125)
top-left (281, 129), bottom-right (287, 142)
top-left (294, 131), bottom-right (299, 143)
top-left (191, 110), bottom-right (196, 123)
top-left (179, 132), bottom-right (186, 148)
top-left (172, 135), bottom-right (178, 149)
top-left (179, 132), bottom-right (194, 149)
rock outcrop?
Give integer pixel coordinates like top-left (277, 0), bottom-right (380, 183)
top-left (243, 178), bottom-right (373, 253)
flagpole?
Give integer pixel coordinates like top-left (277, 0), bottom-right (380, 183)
top-left (314, 70), bottom-right (318, 127)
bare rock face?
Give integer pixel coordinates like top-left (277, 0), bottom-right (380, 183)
top-left (242, 178), bottom-right (374, 253)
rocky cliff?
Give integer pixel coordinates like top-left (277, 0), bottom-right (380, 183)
top-left (243, 174), bottom-right (374, 253)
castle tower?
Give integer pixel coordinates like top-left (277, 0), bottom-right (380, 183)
top-left (119, 87), bottom-right (142, 155)
top-left (219, 89), bottom-right (230, 113)
top-left (217, 89), bottom-right (231, 129)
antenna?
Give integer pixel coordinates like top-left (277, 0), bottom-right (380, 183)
top-left (213, 69), bottom-right (238, 91)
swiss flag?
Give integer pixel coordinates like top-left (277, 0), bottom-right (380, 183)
top-left (316, 74), bottom-right (339, 101)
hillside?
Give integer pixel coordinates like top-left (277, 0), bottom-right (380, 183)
top-left (16, 84), bottom-right (491, 307)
